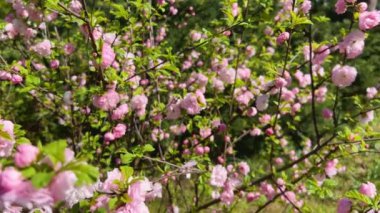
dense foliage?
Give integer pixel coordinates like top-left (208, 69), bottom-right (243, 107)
top-left (0, 0), bottom-right (380, 212)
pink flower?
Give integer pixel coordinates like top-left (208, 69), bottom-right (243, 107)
top-left (313, 45), bottom-right (330, 65)
top-left (246, 192), bottom-right (260, 202)
top-left (256, 95), bottom-right (269, 111)
top-left (117, 179), bottom-right (152, 213)
top-left (0, 120), bottom-right (15, 157)
top-left (131, 94), bottom-right (148, 116)
top-left (276, 32), bottom-right (290, 45)
top-left (180, 91), bottom-right (205, 115)
top-left (301, 0), bottom-right (312, 14)
top-left (11, 74), bottom-right (23, 85)
top-left (199, 128), bottom-right (211, 139)
top-left (337, 198), bottom-right (352, 213)
top-left (64, 43), bottom-right (75, 55)
top-left (331, 65), bottom-right (357, 88)
top-left (234, 87), bottom-right (254, 106)
top-left (0, 167), bottom-right (23, 193)
top-left (238, 162), bottom-right (250, 175)
top-left (112, 124), bottom-right (127, 139)
top-left (357, 3), bottom-right (368, 12)
top-left (31, 40), bottom-right (52, 56)
top-left (101, 43), bottom-right (116, 69)
top-left (260, 182), bottom-right (276, 200)
top-left (360, 110), bottom-right (375, 124)
top-left (339, 30), bottom-right (365, 59)
top-left (104, 132), bottom-right (115, 142)
top-left (219, 68), bottom-right (236, 84)
top-left (90, 195), bottom-right (110, 212)
top-left (335, 0), bottom-right (347, 14)
top-left (101, 168), bottom-right (122, 193)
top-left (359, 11), bottom-right (380, 31)
top-left (322, 108), bottom-right (333, 119)
top-left (366, 87), bottom-right (378, 99)
top-left (93, 89), bottom-right (120, 111)
top-left (49, 171), bottom-right (77, 202)
top-left (166, 100), bottom-right (182, 120)
top-left (50, 59), bottom-right (60, 69)
top-left (69, 0), bottom-right (82, 13)
top-left (14, 144), bottom-right (39, 168)
top-left (231, 3), bottom-right (239, 17)
top-left (359, 182), bottom-right (377, 198)
top-left (111, 103), bottom-right (129, 120)
top-left (325, 159), bottom-right (338, 178)
top-left (210, 165), bottom-right (227, 187)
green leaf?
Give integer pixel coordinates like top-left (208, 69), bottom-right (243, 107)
top-left (121, 152), bottom-right (136, 164)
top-left (43, 140), bottom-right (67, 164)
top-left (120, 166), bottom-right (134, 179)
top-left (143, 144), bottom-right (155, 152)
top-left (63, 162), bottom-right (99, 186)
top-left (31, 172), bottom-right (54, 188)
top-left (21, 167), bottom-right (37, 178)
top-left (346, 190), bottom-right (372, 204)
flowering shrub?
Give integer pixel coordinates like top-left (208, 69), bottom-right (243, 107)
top-left (0, 0), bottom-right (380, 212)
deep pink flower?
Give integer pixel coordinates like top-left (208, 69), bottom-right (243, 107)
top-left (337, 198), bottom-right (352, 213)
top-left (331, 65), bottom-right (357, 88)
top-left (359, 11), bottom-right (380, 31)
top-left (276, 32), bottom-right (290, 45)
top-left (335, 0), bottom-right (347, 14)
top-left (238, 162), bottom-right (250, 175)
top-left (14, 144), bottom-right (39, 168)
top-left (112, 124), bottom-right (127, 139)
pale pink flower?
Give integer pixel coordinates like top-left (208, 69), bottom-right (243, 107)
top-left (101, 168), bottom-right (122, 193)
top-left (325, 159), bottom-right (338, 178)
top-left (69, 0), bottom-right (82, 13)
top-left (31, 40), bottom-right (52, 56)
top-left (331, 65), bottom-right (357, 88)
top-left (101, 43), bottom-right (116, 69)
top-left (366, 87), bottom-right (378, 99)
top-left (131, 94), bottom-right (148, 116)
top-left (49, 171), bottom-right (77, 202)
top-left (301, 0), bottom-right (312, 14)
top-left (14, 144), bottom-right (39, 168)
top-left (339, 30), bottom-right (365, 59)
top-left (359, 182), bottom-right (377, 198)
top-left (260, 182), bottom-right (276, 200)
top-left (256, 95), bottom-right (269, 111)
top-left (219, 68), bottom-right (236, 84)
top-left (180, 91), bottom-right (205, 115)
top-left (359, 11), bottom-right (380, 31)
top-left (360, 110), bottom-right (374, 124)
top-left (210, 165), bottom-right (227, 187)
top-left (231, 3), bottom-right (239, 17)
top-left (0, 120), bottom-right (15, 157)
top-left (357, 3), bottom-right (368, 12)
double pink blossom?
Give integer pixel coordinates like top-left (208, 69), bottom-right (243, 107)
top-left (331, 65), bottom-right (357, 88)
top-left (359, 11), bottom-right (380, 31)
